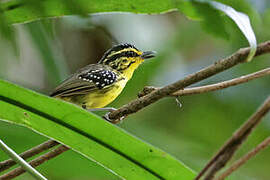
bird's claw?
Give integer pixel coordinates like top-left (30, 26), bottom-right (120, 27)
top-left (103, 112), bottom-right (125, 124)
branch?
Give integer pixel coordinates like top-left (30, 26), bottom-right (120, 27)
top-left (0, 140), bottom-right (59, 172)
top-left (0, 145), bottom-right (69, 180)
top-left (109, 41), bottom-right (270, 121)
top-left (138, 67), bottom-right (270, 98)
top-left (0, 139), bottom-right (47, 180)
top-left (195, 96), bottom-right (270, 180)
top-left (216, 137), bottom-right (270, 180)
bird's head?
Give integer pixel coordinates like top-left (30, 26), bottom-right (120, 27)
top-left (98, 43), bottom-right (156, 79)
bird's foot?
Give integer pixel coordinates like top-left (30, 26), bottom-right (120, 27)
top-left (87, 107), bottom-right (124, 124)
top-left (103, 111), bottom-right (125, 124)
top-left (87, 107), bottom-right (117, 112)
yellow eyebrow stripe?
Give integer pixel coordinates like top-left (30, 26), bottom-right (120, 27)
top-left (107, 48), bottom-right (142, 57)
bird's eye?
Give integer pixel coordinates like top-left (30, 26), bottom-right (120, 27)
top-left (125, 51), bottom-right (136, 57)
top-left (122, 59), bottom-right (128, 63)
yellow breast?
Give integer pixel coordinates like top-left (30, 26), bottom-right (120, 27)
top-left (83, 61), bottom-right (141, 109)
top-left (84, 79), bottom-right (128, 108)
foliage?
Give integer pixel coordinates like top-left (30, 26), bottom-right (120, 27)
top-left (0, 80), bottom-right (195, 179)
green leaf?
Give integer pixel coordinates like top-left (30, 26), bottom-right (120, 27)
top-left (0, 79), bottom-right (195, 180)
top-left (0, 0), bottom-right (175, 24)
top-left (177, 0), bottom-right (257, 61)
top-left (0, 12), bottom-right (18, 55)
top-left (0, 139), bottom-right (47, 180)
top-left (0, 0), bottom-right (257, 61)
top-left (180, 1), bottom-right (230, 40)
top-left (198, 0), bottom-right (257, 61)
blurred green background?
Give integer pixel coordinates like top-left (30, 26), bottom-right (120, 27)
top-left (1, 0), bottom-right (270, 179)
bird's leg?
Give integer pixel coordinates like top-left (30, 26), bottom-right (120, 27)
top-left (103, 112), bottom-right (125, 124)
top-left (86, 107), bottom-right (122, 123)
top-left (87, 107), bottom-right (117, 112)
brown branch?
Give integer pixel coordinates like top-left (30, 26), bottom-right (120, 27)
top-left (109, 41), bottom-right (270, 121)
top-left (138, 67), bottom-right (270, 98)
top-left (216, 137), bottom-right (270, 180)
top-left (0, 145), bottom-right (69, 180)
top-left (195, 96), bottom-right (270, 180)
top-left (0, 140), bottom-right (59, 172)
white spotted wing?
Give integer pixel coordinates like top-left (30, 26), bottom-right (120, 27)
top-left (50, 64), bottom-right (121, 97)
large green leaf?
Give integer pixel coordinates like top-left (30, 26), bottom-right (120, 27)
top-left (0, 79), bottom-right (195, 180)
top-left (0, 0), bottom-right (257, 61)
top-left (0, 0), bottom-right (255, 24)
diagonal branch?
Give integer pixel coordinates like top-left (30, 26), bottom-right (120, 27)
top-left (216, 137), bottom-right (270, 180)
top-left (0, 140), bottom-right (58, 172)
top-left (195, 96), bottom-right (270, 180)
top-left (0, 145), bottom-right (69, 180)
top-left (138, 67), bottom-right (270, 98)
top-left (0, 139), bottom-right (47, 180)
top-left (109, 41), bottom-right (270, 121)
top-left (174, 68), bottom-right (270, 96)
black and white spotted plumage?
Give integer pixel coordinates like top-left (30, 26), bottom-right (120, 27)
top-left (50, 64), bottom-right (122, 97)
top-left (79, 69), bottom-right (117, 89)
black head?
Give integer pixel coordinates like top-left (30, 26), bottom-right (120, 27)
top-left (98, 43), bottom-right (156, 72)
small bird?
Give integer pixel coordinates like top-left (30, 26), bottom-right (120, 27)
top-left (50, 43), bottom-right (156, 120)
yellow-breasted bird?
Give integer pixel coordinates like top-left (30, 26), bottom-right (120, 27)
top-left (50, 43), bottom-right (155, 119)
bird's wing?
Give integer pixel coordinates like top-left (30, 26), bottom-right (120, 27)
top-left (50, 64), bottom-right (121, 97)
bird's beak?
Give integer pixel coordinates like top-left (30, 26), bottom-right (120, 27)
top-left (141, 51), bottom-right (156, 59)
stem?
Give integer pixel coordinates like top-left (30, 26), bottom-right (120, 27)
top-left (215, 137), bottom-right (270, 180)
top-left (138, 67), bottom-right (270, 98)
top-left (195, 96), bottom-right (270, 180)
top-left (0, 140), bottom-right (59, 172)
top-left (0, 139), bottom-right (47, 180)
top-left (0, 145), bottom-right (69, 180)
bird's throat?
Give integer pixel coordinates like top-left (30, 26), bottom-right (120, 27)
top-left (121, 60), bottom-right (143, 80)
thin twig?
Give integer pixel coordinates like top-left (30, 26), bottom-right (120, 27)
top-left (0, 139), bottom-right (47, 180)
top-left (195, 96), bottom-right (270, 180)
top-left (138, 67), bottom-right (270, 98)
top-left (0, 140), bottom-right (59, 172)
top-left (109, 41), bottom-right (270, 120)
top-left (174, 68), bottom-right (270, 96)
top-left (0, 145), bottom-right (69, 180)
top-left (215, 137), bottom-right (270, 180)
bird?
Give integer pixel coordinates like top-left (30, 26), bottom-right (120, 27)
top-left (50, 43), bottom-right (156, 121)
